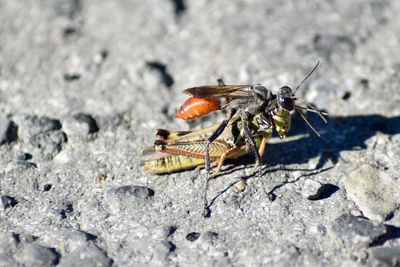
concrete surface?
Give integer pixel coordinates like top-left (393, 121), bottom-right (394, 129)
top-left (1, 0), bottom-right (400, 266)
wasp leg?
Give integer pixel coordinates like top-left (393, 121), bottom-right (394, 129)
top-left (203, 109), bottom-right (235, 217)
top-left (240, 112), bottom-right (263, 177)
top-left (205, 109), bottom-right (235, 175)
top-left (203, 124), bottom-right (228, 216)
top-left (217, 78), bottom-right (225, 86)
top-left (202, 153), bottom-right (229, 218)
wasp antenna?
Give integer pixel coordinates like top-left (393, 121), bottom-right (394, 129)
top-left (295, 108), bottom-right (321, 137)
top-left (296, 104), bottom-right (328, 123)
top-left (294, 61), bottom-right (320, 94)
top-left (217, 78), bottom-right (226, 86)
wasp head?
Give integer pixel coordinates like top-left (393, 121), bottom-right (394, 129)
top-left (277, 86), bottom-right (296, 111)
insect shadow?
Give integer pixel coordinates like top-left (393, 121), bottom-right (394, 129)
top-left (207, 113), bottom-right (400, 209)
top-left (267, 113), bottom-right (400, 167)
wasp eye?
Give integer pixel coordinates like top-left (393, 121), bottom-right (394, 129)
top-left (277, 86), bottom-right (295, 111)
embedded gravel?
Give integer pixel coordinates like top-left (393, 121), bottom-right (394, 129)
top-left (1, 1), bottom-right (400, 266)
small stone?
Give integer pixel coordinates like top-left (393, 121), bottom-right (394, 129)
top-left (331, 214), bottom-right (386, 247)
top-left (29, 130), bottom-right (67, 160)
top-left (95, 175), bottom-right (107, 183)
top-left (0, 117), bottom-right (17, 145)
top-left (0, 195), bottom-right (17, 210)
top-left (58, 246), bottom-right (112, 267)
top-left (52, 229), bottom-right (96, 253)
top-left (200, 231), bottom-right (219, 245)
top-left (104, 185), bottom-right (154, 212)
top-left (301, 179), bottom-right (325, 200)
top-left (153, 241), bottom-right (176, 261)
top-left (63, 54), bottom-right (84, 82)
top-left (15, 151), bottom-right (32, 161)
top-left (371, 246), bottom-right (400, 266)
top-left (15, 244), bottom-right (59, 267)
top-left (186, 232), bottom-right (200, 242)
top-left (63, 114), bottom-right (99, 137)
top-left (11, 115), bottom-right (66, 160)
top-left (151, 225), bottom-right (177, 239)
top-left (43, 184), bottom-right (53, 192)
top-left (234, 179), bottom-right (246, 193)
top-left (13, 115), bottom-right (62, 142)
top-left (344, 164), bottom-right (400, 221)
top-left (0, 232), bottom-right (19, 250)
top-left (0, 233), bottom-right (19, 267)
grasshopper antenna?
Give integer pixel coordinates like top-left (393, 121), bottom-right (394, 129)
top-left (294, 61), bottom-right (320, 94)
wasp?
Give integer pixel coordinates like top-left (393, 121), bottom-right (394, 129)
top-left (174, 62), bottom-right (326, 179)
top-left (142, 62), bottom-right (327, 215)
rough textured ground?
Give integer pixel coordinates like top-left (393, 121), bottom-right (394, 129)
top-left (1, 0), bottom-right (400, 266)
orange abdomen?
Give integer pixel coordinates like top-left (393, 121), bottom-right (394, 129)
top-left (175, 97), bottom-right (221, 120)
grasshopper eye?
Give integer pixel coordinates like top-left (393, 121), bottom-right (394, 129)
top-left (277, 86), bottom-right (295, 111)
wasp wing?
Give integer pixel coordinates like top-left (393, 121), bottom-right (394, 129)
top-left (183, 85), bottom-right (254, 99)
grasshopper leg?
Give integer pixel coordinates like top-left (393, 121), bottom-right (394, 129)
top-left (251, 136), bottom-right (268, 175)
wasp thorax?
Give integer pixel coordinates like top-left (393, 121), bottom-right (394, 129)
top-left (277, 86), bottom-right (295, 111)
top-left (253, 84), bottom-right (269, 100)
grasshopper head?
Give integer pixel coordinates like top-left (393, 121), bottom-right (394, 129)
top-left (272, 109), bottom-right (291, 139)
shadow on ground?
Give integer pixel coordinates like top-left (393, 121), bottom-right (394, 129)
top-left (264, 113), bottom-right (400, 168)
top-left (207, 114), bottom-right (400, 211)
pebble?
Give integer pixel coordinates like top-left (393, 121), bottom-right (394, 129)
top-left (58, 245), bottom-right (112, 267)
top-left (63, 114), bottom-right (99, 137)
top-left (29, 131), bottom-right (67, 160)
top-left (15, 244), bottom-right (59, 267)
top-left (301, 179), bottom-right (325, 200)
top-left (151, 225), bottom-right (177, 239)
top-left (153, 240), bottom-right (176, 261)
top-left (12, 115), bottom-right (67, 160)
top-left (0, 117), bottom-right (17, 145)
top-left (234, 179), bottom-right (246, 193)
top-left (0, 195), bottom-right (17, 210)
top-left (104, 185), bottom-right (155, 212)
top-left (343, 164), bottom-right (400, 221)
top-left (331, 214), bottom-right (386, 247)
top-left (0, 233), bottom-right (19, 267)
top-left (186, 232), bottom-right (200, 242)
top-left (200, 231), bottom-right (219, 245)
top-left (370, 246), bottom-right (400, 266)
top-left (12, 115), bottom-right (62, 142)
